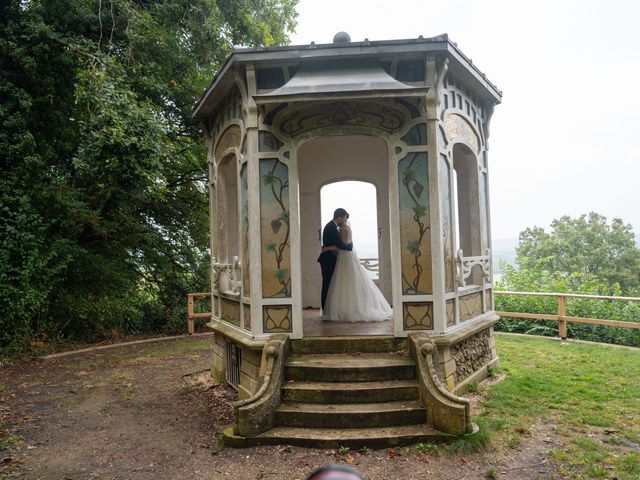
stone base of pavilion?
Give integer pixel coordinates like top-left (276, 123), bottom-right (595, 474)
top-left (209, 315), bottom-right (498, 448)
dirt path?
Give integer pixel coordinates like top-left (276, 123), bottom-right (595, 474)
top-left (0, 337), bottom-right (563, 479)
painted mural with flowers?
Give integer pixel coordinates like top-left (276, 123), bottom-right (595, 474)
top-left (260, 158), bottom-right (291, 298)
top-left (399, 152), bottom-right (432, 294)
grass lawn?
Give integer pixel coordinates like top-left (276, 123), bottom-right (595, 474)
top-left (479, 334), bottom-right (640, 479)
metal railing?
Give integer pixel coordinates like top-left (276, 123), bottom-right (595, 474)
top-left (494, 291), bottom-right (640, 339)
top-left (360, 257), bottom-right (379, 279)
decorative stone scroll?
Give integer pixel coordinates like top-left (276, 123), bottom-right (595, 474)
top-left (456, 249), bottom-right (491, 287)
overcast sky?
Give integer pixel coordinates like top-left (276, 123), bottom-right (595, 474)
top-left (289, 0), bottom-right (640, 240)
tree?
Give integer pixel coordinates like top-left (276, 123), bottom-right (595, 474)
top-left (0, 0), bottom-right (298, 353)
top-left (516, 212), bottom-right (640, 294)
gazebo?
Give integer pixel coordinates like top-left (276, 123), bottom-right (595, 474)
top-left (194, 33), bottom-right (502, 446)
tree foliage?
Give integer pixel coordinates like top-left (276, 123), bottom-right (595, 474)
top-left (0, 0), bottom-right (298, 354)
top-left (496, 213), bottom-right (640, 347)
top-left (516, 212), bottom-right (640, 293)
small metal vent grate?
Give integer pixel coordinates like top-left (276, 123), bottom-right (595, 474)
top-left (225, 340), bottom-right (241, 390)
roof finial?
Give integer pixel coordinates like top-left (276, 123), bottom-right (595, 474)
top-left (333, 31), bottom-right (351, 44)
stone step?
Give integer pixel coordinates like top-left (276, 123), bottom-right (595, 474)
top-left (221, 424), bottom-right (453, 449)
top-left (290, 336), bottom-right (407, 355)
top-left (274, 400), bottom-right (426, 429)
top-left (285, 353), bottom-right (416, 382)
top-left (282, 380), bottom-right (419, 404)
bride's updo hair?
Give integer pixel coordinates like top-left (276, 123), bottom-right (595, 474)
top-left (333, 208), bottom-right (349, 219)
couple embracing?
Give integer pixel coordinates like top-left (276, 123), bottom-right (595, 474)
top-left (317, 208), bottom-right (392, 322)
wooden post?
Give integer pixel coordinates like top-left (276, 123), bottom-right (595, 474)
top-left (187, 294), bottom-right (195, 335)
top-left (557, 295), bottom-right (567, 339)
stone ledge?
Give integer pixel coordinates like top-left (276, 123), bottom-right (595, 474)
top-left (208, 320), bottom-right (268, 350)
top-left (431, 314), bottom-right (498, 346)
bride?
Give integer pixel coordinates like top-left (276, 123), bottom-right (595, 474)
top-left (322, 216), bottom-right (392, 322)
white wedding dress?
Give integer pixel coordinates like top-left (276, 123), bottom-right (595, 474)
top-left (323, 225), bottom-right (392, 322)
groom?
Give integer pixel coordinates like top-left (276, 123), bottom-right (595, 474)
top-left (317, 208), bottom-right (353, 310)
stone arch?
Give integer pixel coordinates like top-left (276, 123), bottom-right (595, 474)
top-left (217, 152), bottom-right (239, 264)
top-left (296, 134), bottom-right (392, 309)
top-left (452, 143), bottom-right (482, 284)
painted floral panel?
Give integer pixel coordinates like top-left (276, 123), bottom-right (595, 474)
top-left (399, 152), bottom-right (432, 294)
top-left (260, 159), bottom-right (291, 298)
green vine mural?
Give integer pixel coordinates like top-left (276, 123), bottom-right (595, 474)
top-left (260, 159), bottom-right (291, 298)
top-left (399, 152), bottom-right (431, 294)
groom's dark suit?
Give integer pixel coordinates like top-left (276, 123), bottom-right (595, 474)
top-left (317, 220), bottom-right (353, 310)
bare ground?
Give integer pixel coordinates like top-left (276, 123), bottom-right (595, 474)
top-left (0, 337), bottom-right (565, 480)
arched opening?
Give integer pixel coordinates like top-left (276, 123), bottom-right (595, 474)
top-left (320, 181), bottom-right (379, 280)
top-left (452, 143), bottom-right (482, 284)
top-left (217, 154), bottom-right (239, 264)
top-left (297, 135), bottom-right (392, 336)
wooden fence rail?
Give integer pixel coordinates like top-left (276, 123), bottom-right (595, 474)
top-left (186, 290), bottom-right (640, 339)
top-left (187, 292), bottom-right (212, 334)
top-left (494, 291), bottom-right (640, 339)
